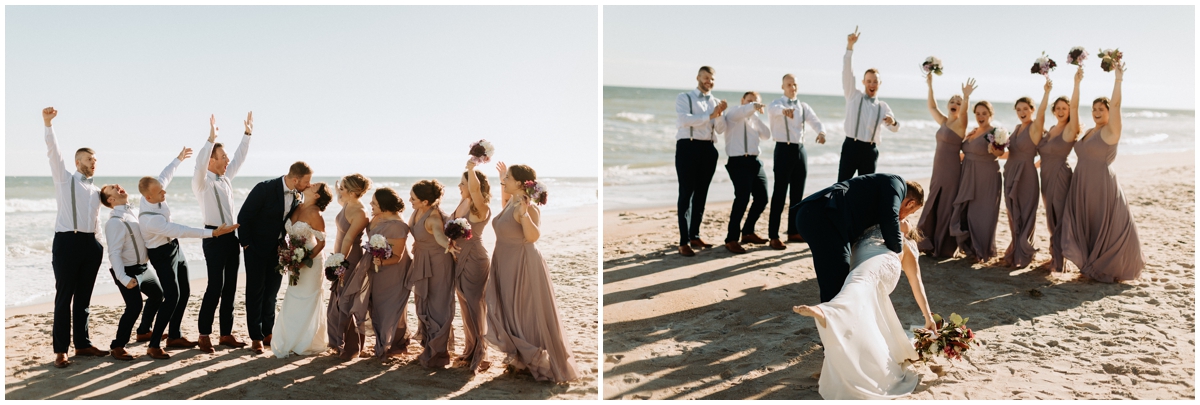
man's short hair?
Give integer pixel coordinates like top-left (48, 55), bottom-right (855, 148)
top-left (905, 180), bottom-right (924, 206)
top-left (287, 161), bottom-right (313, 178)
top-left (99, 185), bottom-right (115, 208)
top-left (782, 73), bottom-right (794, 82)
top-left (698, 66), bottom-right (714, 75)
top-left (742, 91), bottom-right (760, 99)
top-left (211, 143), bottom-right (224, 157)
top-left (137, 177), bottom-right (159, 195)
top-left (864, 68), bottom-right (881, 78)
top-left (75, 148), bottom-right (95, 160)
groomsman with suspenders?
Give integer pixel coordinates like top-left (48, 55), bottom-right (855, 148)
top-left (43, 107), bottom-right (111, 368)
top-left (97, 182), bottom-right (163, 361)
top-left (840, 27), bottom-right (899, 182)
top-left (720, 91), bottom-right (771, 254)
top-left (193, 112), bottom-right (253, 353)
top-left (766, 74), bottom-right (828, 250)
top-left (674, 66), bottom-right (728, 257)
top-left (137, 148), bottom-right (239, 358)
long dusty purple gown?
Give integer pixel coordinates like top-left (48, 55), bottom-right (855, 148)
top-left (483, 200), bottom-right (578, 383)
top-left (949, 132), bottom-right (1002, 261)
top-left (1060, 126), bottom-right (1146, 282)
top-left (366, 219), bottom-right (413, 358)
top-left (454, 208), bottom-right (491, 371)
top-left (1037, 125), bottom-right (1075, 271)
top-left (916, 123), bottom-right (963, 258)
top-left (407, 208), bottom-right (456, 368)
top-left (1002, 123), bottom-right (1040, 267)
top-left (327, 208), bottom-right (368, 354)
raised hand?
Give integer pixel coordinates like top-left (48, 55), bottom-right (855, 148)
top-left (847, 25), bottom-right (860, 49)
top-left (1114, 61), bottom-right (1126, 80)
top-left (177, 147), bottom-right (193, 161)
top-left (513, 194), bottom-right (529, 220)
top-left (243, 111), bottom-right (253, 135)
top-left (925, 72), bottom-right (933, 87)
top-left (1044, 77), bottom-right (1053, 93)
top-left (42, 107), bottom-right (58, 126)
top-left (962, 78), bottom-right (977, 98)
top-left (1074, 66), bottom-right (1084, 83)
top-left (466, 159), bottom-right (477, 171)
top-left (495, 161), bottom-right (507, 178)
top-left (208, 114), bottom-right (219, 142)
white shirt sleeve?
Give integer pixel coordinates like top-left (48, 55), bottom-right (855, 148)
top-left (725, 103), bottom-right (756, 121)
top-left (194, 140), bottom-right (213, 193)
top-left (802, 103), bottom-right (826, 135)
top-left (676, 93), bottom-right (711, 129)
top-left (105, 218), bottom-right (133, 285)
top-left (712, 111), bottom-right (727, 137)
top-left (141, 214), bottom-right (213, 240)
top-left (224, 134), bottom-right (252, 179)
top-left (45, 126), bottom-right (71, 183)
top-left (752, 114), bottom-right (771, 141)
top-left (883, 102), bottom-right (899, 132)
top-left (157, 158), bottom-right (182, 189)
top-left (843, 50), bottom-right (858, 98)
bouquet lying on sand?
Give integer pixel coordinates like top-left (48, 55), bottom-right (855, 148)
top-left (911, 313), bottom-right (980, 376)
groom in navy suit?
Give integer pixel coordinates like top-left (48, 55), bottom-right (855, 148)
top-left (238, 161), bottom-right (312, 354)
top-left (793, 173), bottom-right (923, 303)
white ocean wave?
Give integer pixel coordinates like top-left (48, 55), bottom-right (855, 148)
top-left (615, 112), bottom-right (655, 123)
top-left (603, 165), bottom-right (676, 186)
top-left (1123, 111), bottom-right (1169, 118)
top-left (6, 198), bottom-right (57, 213)
top-left (1120, 133), bottom-right (1169, 145)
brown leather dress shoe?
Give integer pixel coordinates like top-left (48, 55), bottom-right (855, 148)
top-left (110, 347), bottom-right (135, 361)
top-left (75, 346), bottom-right (111, 357)
top-left (250, 340), bottom-right (264, 354)
top-left (218, 335), bottom-right (247, 348)
top-left (166, 337), bottom-right (199, 349)
top-left (135, 332), bottom-right (152, 342)
top-left (787, 234), bottom-right (806, 243)
top-left (769, 238), bottom-right (787, 250)
top-left (147, 347), bottom-right (171, 359)
top-left (725, 242), bottom-right (747, 254)
top-left (263, 334), bottom-right (273, 347)
top-left (689, 238), bottom-right (714, 248)
top-left (679, 245), bottom-right (696, 257)
top-left (197, 336), bottom-right (215, 353)
top-left (740, 234), bottom-right (769, 244)
top-left (54, 353), bottom-right (71, 368)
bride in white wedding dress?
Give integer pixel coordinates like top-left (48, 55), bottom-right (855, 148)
top-left (271, 183), bottom-right (332, 358)
top-left (794, 221), bottom-right (935, 400)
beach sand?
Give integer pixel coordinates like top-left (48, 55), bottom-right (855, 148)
top-left (602, 151), bottom-right (1195, 400)
top-left (5, 205), bottom-right (598, 400)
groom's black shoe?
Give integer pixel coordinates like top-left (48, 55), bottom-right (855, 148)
top-left (147, 347), bottom-right (171, 359)
top-left (218, 335), bottom-right (247, 348)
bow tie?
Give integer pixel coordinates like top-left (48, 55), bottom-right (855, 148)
top-left (866, 96), bottom-right (877, 103)
top-left (81, 176), bottom-right (93, 185)
top-left (216, 174), bottom-right (224, 181)
top-left (788, 99), bottom-right (798, 105)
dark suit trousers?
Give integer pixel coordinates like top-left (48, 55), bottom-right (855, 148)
top-left (837, 137), bottom-right (879, 182)
top-left (769, 143), bottom-right (808, 239)
top-left (110, 268), bottom-right (164, 349)
top-left (725, 156), bottom-right (768, 243)
top-left (675, 139), bottom-right (719, 246)
top-left (794, 201), bottom-right (852, 303)
top-left (51, 232), bottom-right (103, 353)
top-left (146, 239), bottom-right (190, 347)
top-left (244, 243), bottom-right (284, 341)
top-left (199, 230), bottom-right (239, 336)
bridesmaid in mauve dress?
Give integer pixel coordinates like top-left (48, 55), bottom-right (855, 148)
top-left (949, 101), bottom-right (1005, 263)
top-left (406, 180), bottom-right (459, 368)
top-left (1000, 80), bottom-right (1052, 268)
top-left (328, 174), bottom-right (371, 359)
top-left (364, 188), bottom-right (414, 359)
top-left (484, 164), bottom-right (578, 383)
top-left (451, 160), bottom-right (493, 373)
top-left (916, 74), bottom-right (975, 258)
top-left (1060, 62), bottom-right (1146, 282)
top-left (1036, 67), bottom-right (1083, 272)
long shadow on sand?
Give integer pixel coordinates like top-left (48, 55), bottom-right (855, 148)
top-left (604, 247), bottom-right (812, 306)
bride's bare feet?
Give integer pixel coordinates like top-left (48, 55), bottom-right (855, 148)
top-left (793, 305), bottom-right (827, 328)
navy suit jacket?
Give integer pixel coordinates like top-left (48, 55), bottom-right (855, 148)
top-left (237, 177), bottom-right (288, 251)
top-left (795, 173), bottom-right (907, 253)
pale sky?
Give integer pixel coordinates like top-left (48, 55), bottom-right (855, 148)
top-left (605, 5), bottom-right (1194, 111)
top-left (7, 6), bottom-right (598, 177)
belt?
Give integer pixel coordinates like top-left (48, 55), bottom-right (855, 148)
top-left (205, 225), bottom-right (219, 229)
top-left (679, 138), bottom-right (715, 142)
top-left (846, 137), bottom-right (876, 146)
top-left (55, 231), bottom-right (95, 235)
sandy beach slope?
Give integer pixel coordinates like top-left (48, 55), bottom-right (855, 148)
top-left (602, 151), bottom-right (1194, 400)
top-left (6, 205), bottom-right (598, 400)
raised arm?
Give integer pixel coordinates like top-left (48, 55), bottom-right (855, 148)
top-left (338, 205), bottom-right (369, 255)
top-left (843, 27), bottom-right (860, 97)
top-left (496, 161), bottom-right (511, 207)
top-left (1103, 62), bottom-right (1125, 145)
top-left (925, 74), bottom-right (947, 125)
top-left (466, 160), bottom-right (490, 221)
top-left (1064, 67), bottom-right (1084, 142)
top-left (952, 79), bottom-right (976, 138)
top-left (901, 238), bottom-right (935, 330)
top-left (194, 115), bottom-right (217, 192)
top-left (43, 107), bottom-right (71, 182)
top-left (158, 148), bottom-right (190, 189)
top-left (223, 112), bottom-right (253, 178)
top-left (141, 213), bottom-right (223, 240)
top-left (1030, 78), bottom-right (1053, 145)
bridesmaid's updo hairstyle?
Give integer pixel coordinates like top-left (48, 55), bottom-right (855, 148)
top-left (340, 173), bottom-right (371, 198)
top-left (973, 100), bottom-right (994, 115)
top-left (462, 170), bottom-right (492, 211)
top-left (1092, 97), bottom-right (1111, 111)
top-left (374, 187), bottom-right (405, 213)
top-left (314, 183), bottom-right (333, 211)
top-left (412, 179), bottom-right (444, 206)
top-left (509, 165), bottom-right (537, 182)
top-left (1014, 97), bottom-right (1034, 110)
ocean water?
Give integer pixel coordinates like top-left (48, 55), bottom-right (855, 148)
top-left (604, 86), bottom-right (1195, 210)
top-left (5, 175), bottom-right (597, 308)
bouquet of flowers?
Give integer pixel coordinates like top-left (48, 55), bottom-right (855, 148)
top-left (1098, 48), bottom-right (1123, 72)
top-left (522, 180), bottom-right (548, 206)
top-left (444, 218), bottom-right (473, 241)
top-left (276, 234), bottom-right (313, 286)
top-left (324, 252), bottom-right (348, 284)
top-left (912, 313), bottom-right (978, 363)
top-left (986, 127), bottom-right (1009, 151)
top-left (468, 139), bottom-right (495, 164)
top-left (363, 234), bottom-right (393, 272)
top-left (1067, 46), bottom-right (1088, 66)
top-left (921, 56), bottom-right (943, 76)
top-left (1030, 52), bottom-right (1057, 76)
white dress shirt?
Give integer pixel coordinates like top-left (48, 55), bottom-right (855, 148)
top-left (281, 176), bottom-right (296, 220)
top-left (721, 103), bottom-right (771, 157)
top-left (767, 96), bottom-right (826, 144)
top-left (106, 205), bottom-right (156, 286)
top-left (675, 88), bottom-right (728, 141)
top-left (46, 126), bottom-right (102, 234)
top-left (139, 157), bottom-right (213, 249)
top-left (193, 135), bottom-right (250, 227)
top-left (843, 50), bottom-right (900, 144)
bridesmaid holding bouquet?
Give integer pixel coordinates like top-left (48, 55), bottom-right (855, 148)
top-left (328, 174), bottom-right (371, 359)
top-left (451, 159), bottom-right (493, 372)
top-left (1036, 67), bottom-right (1083, 272)
top-left (1000, 79), bottom-right (1053, 268)
top-left (366, 188), bottom-right (414, 359)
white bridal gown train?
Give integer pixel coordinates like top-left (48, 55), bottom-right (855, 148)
top-left (271, 219), bottom-right (329, 358)
top-left (813, 225), bottom-right (921, 400)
